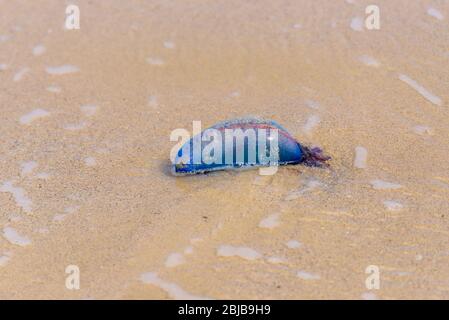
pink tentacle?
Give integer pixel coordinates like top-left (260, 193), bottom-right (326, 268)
top-left (301, 146), bottom-right (331, 167)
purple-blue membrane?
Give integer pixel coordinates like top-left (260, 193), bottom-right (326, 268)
top-left (172, 118), bottom-right (330, 175)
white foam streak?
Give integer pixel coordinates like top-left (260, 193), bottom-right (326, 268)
top-left (3, 227), bottom-right (31, 246)
top-left (399, 74), bottom-right (442, 106)
top-left (140, 272), bottom-right (212, 300)
top-left (217, 245), bottom-right (262, 261)
top-left (46, 65), bottom-right (79, 75)
top-left (0, 181), bottom-right (32, 213)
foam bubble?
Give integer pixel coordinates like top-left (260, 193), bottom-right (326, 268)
top-left (19, 108), bottom-right (50, 125)
top-left (383, 200), bottom-right (404, 211)
top-left (0, 252), bottom-right (11, 266)
top-left (65, 206), bottom-right (80, 214)
top-left (163, 41), bottom-right (175, 49)
top-left (266, 256), bottom-right (286, 264)
top-left (354, 146), bottom-right (368, 169)
top-left (148, 96), bottom-right (158, 107)
top-left (413, 125), bottom-right (433, 135)
top-left (37, 227), bottom-right (49, 234)
top-left (0, 34), bottom-right (10, 43)
top-left (21, 161), bottom-right (38, 176)
top-left (84, 157), bottom-right (97, 166)
top-left (304, 99), bottom-right (320, 110)
top-left (285, 179), bottom-right (322, 200)
top-left (35, 172), bottom-right (50, 179)
top-left (13, 67), bottom-right (30, 82)
top-left (32, 44), bottom-right (46, 56)
top-left (361, 292), bottom-right (378, 300)
top-left (253, 175), bottom-right (272, 186)
top-left (53, 214), bottom-right (67, 222)
top-left (3, 227), bottom-right (31, 246)
top-left (9, 214), bottom-right (22, 222)
top-left (63, 122), bottom-right (87, 131)
top-left (286, 240), bottom-right (302, 249)
top-left (302, 115), bottom-right (320, 135)
top-left (53, 206), bottom-right (79, 222)
top-left (183, 246), bottom-right (194, 255)
top-left (190, 237), bottom-right (203, 244)
top-left (297, 270), bottom-right (320, 280)
top-left (146, 57), bottom-right (164, 66)
top-left (427, 7), bottom-right (444, 20)
top-left (350, 17), bottom-right (364, 31)
top-left (217, 245), bottom-right (262, 261)
top-left (46, 85), bottom-right (61, 93)
top-left (258, 213), bottom-right (281, 229)
top-left (165, 253), bottom-right (185, 268)
top-left (371, 180), bottom-right (402, 190)
top-left (45, 65), bottom-right (79, 75)
top-left (80, 105), bottom-right (98, 117)
top-left (358, 55), bottom-right (380, 67)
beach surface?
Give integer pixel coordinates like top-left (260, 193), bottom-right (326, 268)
top-left (1, 0), bottom-right (449, 299)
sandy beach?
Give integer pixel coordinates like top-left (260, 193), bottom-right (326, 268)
top-left (1, 0), bottom-right (449, 299)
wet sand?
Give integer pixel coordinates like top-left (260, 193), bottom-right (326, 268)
top-left (1, 0), bottom-right (449, 299)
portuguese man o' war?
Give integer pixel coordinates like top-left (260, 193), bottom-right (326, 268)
top-left (171, 117), bottom-right (330, 176)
